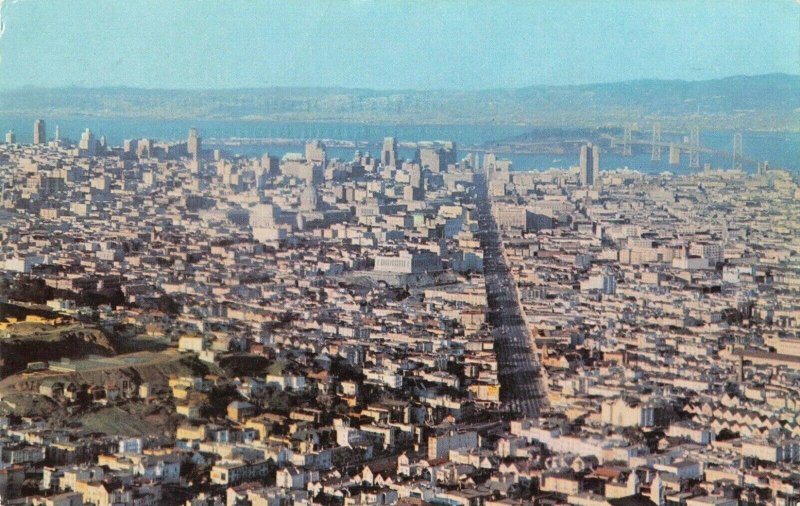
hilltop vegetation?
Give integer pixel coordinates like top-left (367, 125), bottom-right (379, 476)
top-left (0, 322), bottom-right (116, 378)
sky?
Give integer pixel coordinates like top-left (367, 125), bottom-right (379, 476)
top-left (0, 0), bottom-right (798, 90)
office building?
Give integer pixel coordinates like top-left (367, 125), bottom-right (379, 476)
top-left (419, 147), bottom-right (444, 173)
top-left (305, 140), bottom-right (326, 168)
top-left (137, 139), bottom-right (153, 159)
top-left (484, 152), bottom-right (497, 172)
top-left (409, 165), bottom-right (423, 189)
top-left (381, 137), bottom-right (398, 168)
top-left (261, 153), bottom-right (279, 174)
top-left (579, 142), bottom-right (599, 186)
top-left (300, 185), bottom-right (319, 211)
top-left (281, 153), bottom-right (323, 184)
top-left (188, 128), bottom-right (201, 161)
top-left (442, 141), bottom-right (457, 167)
top-left (374, 251), bottom-right (443, 274)
top-left (34, 119), bottom-right (46, 145)
top-left (484, 152), bottom-right (512, 175)
top-left (250, 204), bottom-right (281, 228)
top-left (78, 128), bottom-right (97, 157)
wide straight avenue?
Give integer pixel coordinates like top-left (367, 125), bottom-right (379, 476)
top-left (476, 174), bottom-right (548, 417)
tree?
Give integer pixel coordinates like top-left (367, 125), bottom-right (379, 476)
top-left (155, 295), bottom-right (181, 315)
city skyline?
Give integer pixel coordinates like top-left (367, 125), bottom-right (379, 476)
top-left (1, 114), bottom-right (798, 504)
top-left (0, 3), bottom-right (799, 505)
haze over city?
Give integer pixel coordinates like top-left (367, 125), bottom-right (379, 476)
top-left (0, 2), bottom-right (797, 506)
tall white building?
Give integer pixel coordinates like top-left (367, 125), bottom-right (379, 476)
top-left (79, 128), bottom-right (97, 156)
top-left (188, 128), bottom-right (201, 161)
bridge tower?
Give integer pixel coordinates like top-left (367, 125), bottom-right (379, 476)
top-left (688, 126), bottom-right (700, 169)
top-left (732, 133), bottom-right (743, 171)
top-left (622, 125), bottom-right (632, 157)
top-left (651, 122), bottom-right (662, 161)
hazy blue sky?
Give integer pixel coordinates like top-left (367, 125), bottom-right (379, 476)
top-left (0, 0), bottom-right (797, 90)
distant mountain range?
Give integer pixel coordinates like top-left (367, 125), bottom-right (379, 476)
top-left (1, 74), bottom-right (798, 131)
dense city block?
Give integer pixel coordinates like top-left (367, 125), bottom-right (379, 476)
top-left (0, 123), bottom-right (797, 506)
